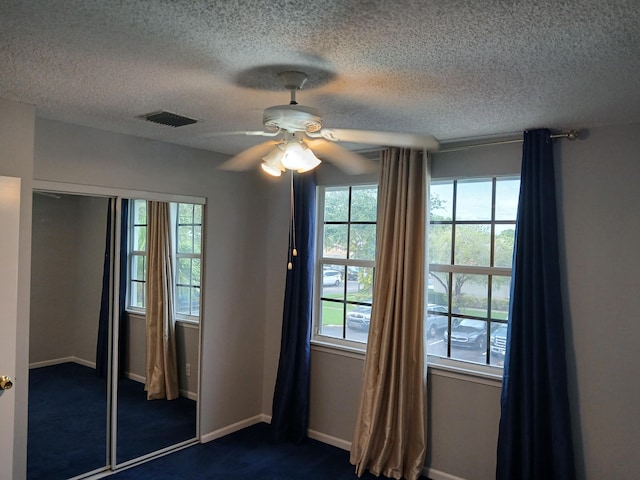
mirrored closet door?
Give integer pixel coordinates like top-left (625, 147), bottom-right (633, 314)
top-left (28, 191), bottom-right (201, 479)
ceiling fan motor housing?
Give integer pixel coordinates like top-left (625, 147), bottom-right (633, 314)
top-left (263, 104), bottom-right (323, 133)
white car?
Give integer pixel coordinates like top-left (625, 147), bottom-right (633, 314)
top-left (322, 270), bottom-right (342, 286)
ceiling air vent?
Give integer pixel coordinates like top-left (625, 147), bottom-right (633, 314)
top-left (138, 110), bottom-right (198, 127)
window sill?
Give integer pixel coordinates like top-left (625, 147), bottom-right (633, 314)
top-left (427, 356), bottom-right (503, 387)
top-left (310, 339), bottom-right (366, 360)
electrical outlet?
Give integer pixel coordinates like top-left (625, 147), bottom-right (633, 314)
top-left (186, 363), bottom-right (191, 377)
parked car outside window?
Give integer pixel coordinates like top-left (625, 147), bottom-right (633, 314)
top-left (426, 304), bottom-right (449, 338)
top-left (444, 319), bottom-right (487, 349)
top-left (322, 269), bottom-right (343, 286)
top-left (490, 324), bottom-right (508, 359)
top-left (346, 303), bottom-right (372, 330)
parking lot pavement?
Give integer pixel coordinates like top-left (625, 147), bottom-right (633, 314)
top-left (320, 327), bottom-right (504, 367)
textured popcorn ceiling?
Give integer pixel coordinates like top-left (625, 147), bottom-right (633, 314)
top-left (1, 0), bottom-right (639, 156)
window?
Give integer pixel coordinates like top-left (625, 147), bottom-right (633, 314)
top-left (427, 177), bottom-right (519, 367)
top-left (129, 199), bottom-right (147, 309)
top-left (175, 203), bottom-right (203, 319)
top-left (314, 185), bottom-right (377, 347)
top-left (127, 200), bottom-right (203, 322)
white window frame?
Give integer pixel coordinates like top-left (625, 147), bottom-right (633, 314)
top-left (126, 200), bottom-right (204, 324)
top-left (426, 175), bottom-right (519, 377)
top-left (173, 202), bottom-right (203, 323)
top-left (312, 183), bottom-right (378, 352)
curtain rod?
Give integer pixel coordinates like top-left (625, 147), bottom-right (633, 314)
top-left (437, 129), bottom-right (581, 153)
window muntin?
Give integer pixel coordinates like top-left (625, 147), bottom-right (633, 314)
top-left (315, 185), bottom-right (377, 347)
top-left (427, 177), bottom-right (519, 367)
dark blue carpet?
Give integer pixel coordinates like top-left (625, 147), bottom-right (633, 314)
top-left (28, 362), bottom-right (196, 480)
top-left (109, 422), bottom-right (430, 480)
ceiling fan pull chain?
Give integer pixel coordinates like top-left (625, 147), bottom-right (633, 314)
top-left (288, 170), bottom-right (298, 270)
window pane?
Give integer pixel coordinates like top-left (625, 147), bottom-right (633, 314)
top-left (452, 273), bottom-right (488, 317)
top-left (350, 224), bottom-right (376, 260)
top-left (176, 286), bottom-right (190, 315)
top-left (179, 203), bottom-right (193, 223)
top-left (194, 204), bottom-right (203, 224)
top-left (191, 258), bottom-right (201, 286)
top-left (178, 225), bottom-right (193, 254)
top-left (190, 287), bottom-right (200, 316)
top-left (447, 318), bottom-right (488, 364)
top-left (133, 226), bottom-right (146, 251)
top-left (427, 272), bottom-right (449, 308)
top-left (495, 179), bottom-right (520, 220)
top-left (454, 224), bottom-right (491, 267)
top-left (494, 225), bottom-right (516, 267)
top-left (346, 299), bottom-right (371, 343)
top-left (430, 181), bottom-right (453, 220)
top-left (429, 224), bottom-right (452, 264)
top-left (194, 226), bottom-right (202, 254)
top-left (491, 275), bottom-right (511, 320)
top-left (322, 265), bottom-right (345, 296)
top-left (456, 179), bottom-right (492, 220)
top-left (350, 186), bottom-right (378, 222)
top-left (133, 199), bottom-right (147, 224)
top-left (130, 281), bottom-right (145, 308)
top-left (178, 258), bottom-right (191, 285)
top-left (320, 300), bottom-right (344, 339)
top-left (323, 224), bottom-right (347, 258)
top-left (324, 187), bottom-right (349, 222)
top-left (346, 266), bottom-right (374, 303)
top-left (131, 255), bottom-right (145, 281)
top-left (490, 321), bottom-right (508, 366)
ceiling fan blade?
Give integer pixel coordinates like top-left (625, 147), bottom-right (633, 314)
top-left (318, 128), bottom-right (439, 150)
top-left (306, 139), bottom-right (378, 175)
top-left (218, 140), bottom-right (279, 171)
top-left (201, 130), bottom-right (280, 138)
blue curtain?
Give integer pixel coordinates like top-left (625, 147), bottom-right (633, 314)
top-left (271, 173), bottom-right (316, 443)
top-left (97, 198), bottom-right (129, 378)
top-left (496, 129), bottom-right (575, 479)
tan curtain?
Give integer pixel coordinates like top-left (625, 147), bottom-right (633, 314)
top-left (145, 201), bottom-right (179, 400)
top-left (350, 148), bottom-right (427, 480)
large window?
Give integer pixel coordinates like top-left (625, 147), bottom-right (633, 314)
top-left (127, 200), bottom-right (203, 322)
top-left (314, 185), bottom-right (377, 347)
top-left (427, 177), bottom-right (520, 367)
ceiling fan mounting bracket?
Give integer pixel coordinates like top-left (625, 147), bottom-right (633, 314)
top-left (277, 71), bottom-right (308, 91)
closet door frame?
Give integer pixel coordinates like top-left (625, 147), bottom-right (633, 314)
top-left (33, 180), bottom-right (204, 474)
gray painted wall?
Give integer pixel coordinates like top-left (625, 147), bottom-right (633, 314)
top-left (30, 194), bottom-right (107, 366)
top-left (260, 123), bottom-right (640, 480)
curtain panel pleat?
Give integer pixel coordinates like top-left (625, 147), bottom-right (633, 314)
top-left (496, 129), bottom-right (576, 479)
top-left (145, 201), bottom-right (179, 401)
top-left (271, 173), bottom-right (316, 443)
top-left (350, 148), bottom-right (426, 480)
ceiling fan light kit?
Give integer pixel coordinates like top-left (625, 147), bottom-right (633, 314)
top-left (219, 70), bottom-right (439, 175)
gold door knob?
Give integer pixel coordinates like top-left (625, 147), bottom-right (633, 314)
top-left (0, 375), bottom-right (13, 390)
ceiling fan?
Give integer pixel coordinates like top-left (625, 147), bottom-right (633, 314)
top-left (218, 71), bottom-right (440, 176)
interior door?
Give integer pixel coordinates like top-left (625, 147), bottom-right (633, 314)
top-left (0, 176), bottom-right (22, 479)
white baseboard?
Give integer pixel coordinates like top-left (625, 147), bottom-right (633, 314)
top-left (29, 356), bottom-right (96, 369)
top-left (202, 414), bottom-right (464, 480)
top-left (423, 467), bottom-right (466, 480)
top-left (308, 428), bottom-right (352, 451)
top-left (200, 415), bottom-right (266, 444)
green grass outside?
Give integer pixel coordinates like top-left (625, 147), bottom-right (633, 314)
top-left (320, 303), bottom-right (508, 327)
